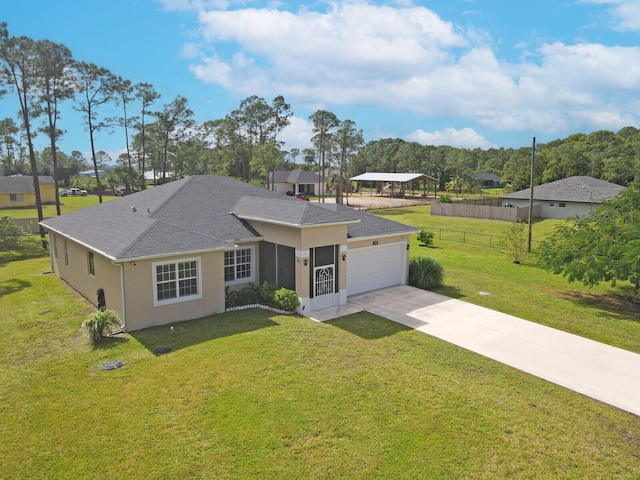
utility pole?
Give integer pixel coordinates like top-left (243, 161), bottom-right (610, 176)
top-left (527, 137), bottom-right (536, 252)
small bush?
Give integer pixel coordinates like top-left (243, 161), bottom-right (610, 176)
top-left (501, 221), bottom-right (528, 264)
top-left (0, 216), bottom-right (28, 251)
top-left (273, 288), bottom-right (300, 312)
top-left (409, 256), bottom-right (444, 290)
top-left (438, 194), bottom-right (453, 203)
top-left (417, 228), bottom-right (434, 246)
top-left (258, 281), bottom-right (278, 304)
top-left (82, 309), bottom-right (122, 343)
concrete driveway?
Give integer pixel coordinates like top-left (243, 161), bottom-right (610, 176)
top-left (308, 285), bottom-right (640, 417)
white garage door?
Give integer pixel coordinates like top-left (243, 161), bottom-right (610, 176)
top-left (347, 242), bottom-right (407, 296)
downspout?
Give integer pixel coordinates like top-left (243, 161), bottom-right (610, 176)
top-left (112, 261), bottom-right (127, 330)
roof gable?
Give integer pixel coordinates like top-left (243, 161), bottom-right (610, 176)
top-left (270, 170), bottom-right (321, 184)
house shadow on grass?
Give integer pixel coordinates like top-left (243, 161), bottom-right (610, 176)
top-left (325, 312), bottom-right (412, 340)
top-left (130, 308), bottom-right (280, 354)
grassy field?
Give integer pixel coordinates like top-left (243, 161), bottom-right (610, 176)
top-left (0, 194), bottom-right (118, 218)
top-left (2, 254), bottom-right (640, 478)
top-left (375, 205), bottom-right (640, 353)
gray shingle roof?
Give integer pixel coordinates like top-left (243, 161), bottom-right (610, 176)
top-left (42, 175), bottom-right (412, 261)
top-left (502, 176), bottom-right (625, 203)
top-left (270, 170), bottom-right (321, 184)
top-left (232, 196), bottom-right (359, 226)
top-left (0, 175), bottom-right (54, 193)
top-left (317, 204), bottom-right (419, 239)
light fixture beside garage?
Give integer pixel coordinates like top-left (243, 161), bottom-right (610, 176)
top-left (304, 258), bottom-right (308, 266)
top-left (342, 254), bottom-right (346, 261)
top-left (372, 240), bottom-right (378, 245)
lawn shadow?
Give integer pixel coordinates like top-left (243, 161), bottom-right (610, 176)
top-left (0, 278), bottom-right (32, 298)
top-left (326, 312), bottom-right (412, 340)
top-left (91, 335), bottom-right (130, 351)
top-left (433, 285), bottom-right (464, 299)
top-left (557, 289), bottom-right (640, 323)
top-left (129, 308), bottom-right (280, 354)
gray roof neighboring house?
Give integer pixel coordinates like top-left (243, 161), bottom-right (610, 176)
top-left (41, 175), bottom-right (416, 261)
top-left (502, 176), bottom-right (625, 203)
top-left (0, 175), bottom-right (54, 193)
top-left (471, 173), bottom-right (502, 182)
top-left (269, 170), bottom-right (321, 184)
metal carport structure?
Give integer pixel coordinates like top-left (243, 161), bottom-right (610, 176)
top-left (350, 172), bottom-right (438, 198)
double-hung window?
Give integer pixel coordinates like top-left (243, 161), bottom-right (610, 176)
top-left (224, 247), bottom-right (255, 285)
top-left (153, 257), bottom-right (202, 306)
top-left (10, 193), bottom-right (23, 202)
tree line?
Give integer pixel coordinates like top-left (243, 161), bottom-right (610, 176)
top-left (2, 22), bottom-right (639, 231)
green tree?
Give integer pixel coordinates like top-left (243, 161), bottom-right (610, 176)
top-left (335, 119), bottom-right (363, 204)
top-left (535, 183), bottom-right (640, 300)
top-left (112, 77), bottom-right (137, 192)
top-left (74, 61), bottom-right (116, 203)
top-left (0, 25), bottom-right (47, 244)
top-left (309, 110), bottom-right (339, 202)
top-left (34, 39), bottom-right (76, 215)
top-left (134, 82), bottom-right (160, 188)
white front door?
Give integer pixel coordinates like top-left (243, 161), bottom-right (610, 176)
top-left (311, 264), bottom-right (337, 310)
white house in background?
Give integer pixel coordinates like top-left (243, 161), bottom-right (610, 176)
top-left (268, 170), bottom-right (324, 196)
top-left (501, 176), bottom-right (625, 220)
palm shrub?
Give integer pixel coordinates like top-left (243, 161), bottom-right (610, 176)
top-left (409, 256), bottom-right (444, 290)
top-left (501, 221), bottom-right (528, 264)
top-left (81, 309), bottom-right (122, 343)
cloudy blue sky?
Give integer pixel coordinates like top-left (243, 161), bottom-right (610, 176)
top-left (2, 0), bottom-right (640, 161)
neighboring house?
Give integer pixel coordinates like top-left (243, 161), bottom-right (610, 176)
top-left (41, 175), bottom-right (417, 331)
top-left (268, 170), bottom-right (323, 196)
top-left (470, 173), bottom-right (502, 188)
top-left (501, 176), bottom-right (625, 220)
top-left (0, 175), bottom-right (56, 208)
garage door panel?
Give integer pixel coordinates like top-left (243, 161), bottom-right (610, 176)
top-left (347, 242), bottom-right (406, 296)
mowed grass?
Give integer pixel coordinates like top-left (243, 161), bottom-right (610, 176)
top-left (2, 256), bottom-right (640, 478)
top-left (0, 194), bottom-right (117, 218)
top-left (376, 205), bottom-right (640, 353)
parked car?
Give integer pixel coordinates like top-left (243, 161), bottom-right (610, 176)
top-left (114, 188), bottom-right (125, 196)
top-left (60, 187), bottom-right (87, 197)
top-left (296, 194), bottom-right (310, 201)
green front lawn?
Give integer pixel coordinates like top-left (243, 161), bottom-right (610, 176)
top-left (2, 256), bottom-right (640, 478)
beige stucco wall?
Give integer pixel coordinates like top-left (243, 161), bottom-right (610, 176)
top-left (49, 232), bottom-right (229, 332)
top-left (50, 233), bottom-right (124, 322)
top-left (121, 251), bottom-right (226, 331)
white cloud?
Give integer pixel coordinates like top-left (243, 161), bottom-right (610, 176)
top-left (407, 128), bottom-right (497, 149)
top-left (178, 1), bottom-right (640, 139)
top-left (579, 0), bottom-right (640, 31)
top-left (278, 115), bottom-right (314, 152)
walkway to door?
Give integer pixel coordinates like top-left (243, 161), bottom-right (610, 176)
top-left (307, 285), bottom-right (640, 417)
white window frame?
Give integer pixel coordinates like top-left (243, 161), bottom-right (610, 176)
top-left (52, 233), bottom-right (58, 259)
top-left (64, 239), bottom-right (69, 266)
top-left (152, 257), bottom-right (202, 307)
top-left (224, 246), bottom-right (256, 286)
